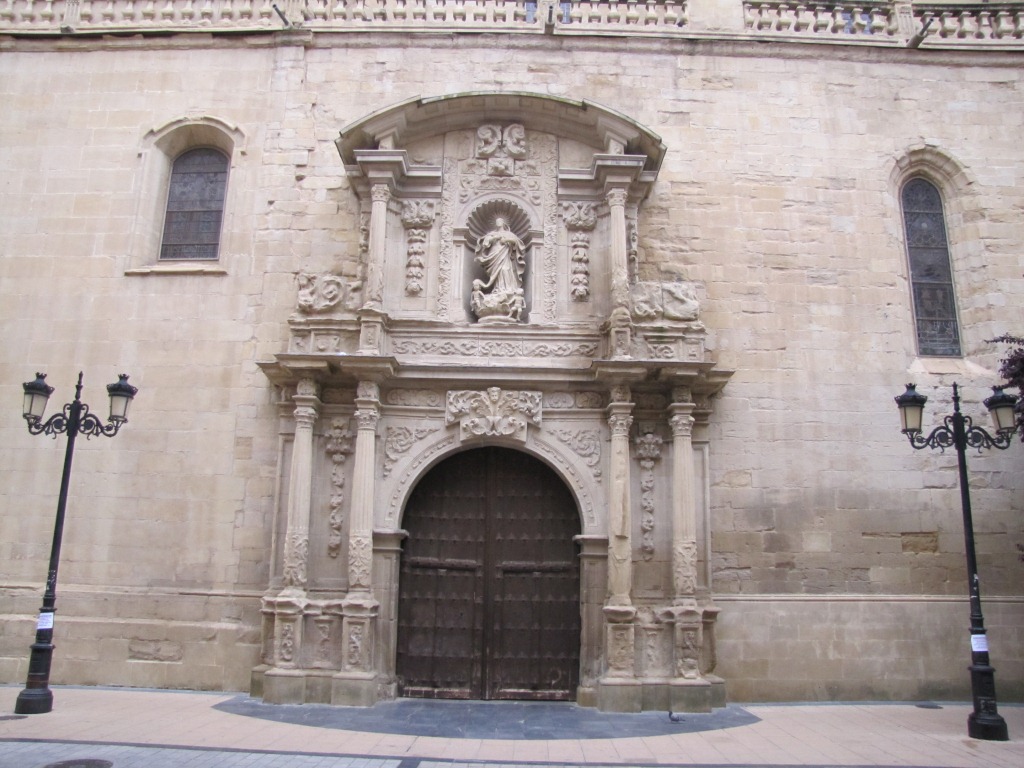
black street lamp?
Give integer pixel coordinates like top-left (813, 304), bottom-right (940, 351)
top-left (894, 382), bottom-right (1018, 742)
top-left (14, 372), bottom-right (138, 715)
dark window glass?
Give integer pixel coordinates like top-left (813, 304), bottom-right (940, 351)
top-left (160, 148), bottom-right (228, 261)
top-left (901, 178), bottom-right (961, 357)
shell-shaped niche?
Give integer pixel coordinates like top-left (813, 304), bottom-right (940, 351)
top-left (466, 198), bottom-right (533, 249)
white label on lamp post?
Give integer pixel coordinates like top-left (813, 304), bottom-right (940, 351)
top-left (971, 634), bottom-right (988, 653)
top-left (36, 612), bottom-right (54, 630)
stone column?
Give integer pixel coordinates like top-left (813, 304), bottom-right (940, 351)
top-left (358, 184), bottom-right (391, 354)
top-left (599, 385), bottom-right (640, 711)
top-left (333, 380), bottom-right (381, 706)
top-left (605, 186), bottom-right (632, 358)
top-left (263, 378), bottom-right (319, 704)
top-left (606, 385), bottom-right (634, 607)
top-left (663, 387), bottom-right (711, 712)
top-left (281, 378), bottom-right (319, 594)
top-left (669, 390), bottom-right (698, 603)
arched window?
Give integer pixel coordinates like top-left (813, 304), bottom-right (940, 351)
top-left (159, 147), bottom-right (229, 261)
top-left (901, 177), bottom-right (961, 357)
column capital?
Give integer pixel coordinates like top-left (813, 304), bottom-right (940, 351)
top-left (669, 411), bottom-right (694, 438)
top-left (605, 187), bottom-right (628, 208)
top-left (370, 183), bottom-right (392, 204)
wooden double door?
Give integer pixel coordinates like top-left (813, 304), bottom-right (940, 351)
top-left (396, 447), bottom-right (581, 700)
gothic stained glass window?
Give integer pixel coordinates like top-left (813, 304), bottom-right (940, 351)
top-left (901, 178), bottom-right (962, 357)
top-left (159, 148), bottom-right (228, 261)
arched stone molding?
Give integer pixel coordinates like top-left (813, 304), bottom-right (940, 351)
top-left (336, 91), bottom-right (666, 173)
top-left (380, 427), bottom-right (600, 536)
top-left (126, 114), bottom-right (250, 275)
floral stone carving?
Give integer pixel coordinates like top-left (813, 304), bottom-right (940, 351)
top-left (446, 387), bottom-right (542, 442)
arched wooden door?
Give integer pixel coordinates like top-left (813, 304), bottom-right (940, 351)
top-left (396, 447), bottom-right (581, 700)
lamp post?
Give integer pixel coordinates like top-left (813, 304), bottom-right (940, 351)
top-left (14, 372), bottom-right (138, 715)
top-left (894, 382), bottom-right (1017, 742)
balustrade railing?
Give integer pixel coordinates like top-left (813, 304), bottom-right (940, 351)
top-left (0, 0), bottom-right (688, 33)
top-left (1, 0), bottom-right (1021, 45)
top-left (742, 1), bottom-right (1024, 44)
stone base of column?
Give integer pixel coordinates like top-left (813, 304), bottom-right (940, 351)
top-left (576, 685), bottom-right (598, 708)
top-left (596, 678), bottom-right (643, 712)
top-left (262, 667), bottom-right (307, 704)
top-left (705, 673), bottom-right (727, 709)
top-left (669, 677), bottom-right (713, 713)
top-left (331, 671), bottom-right (380, 707)
top-left (249, 664), bottom-right (270, 699)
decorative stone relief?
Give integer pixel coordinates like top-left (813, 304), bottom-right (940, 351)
top-left (475, 123), bottom-right (528, 176)
top-left (325, 419), bottom-right (354, 558)
top-left (551, 428), bottom-right (602, 481)
top-left (401, 200), bottom-right (435, 296)
top-left (446, 387), bottom-right (542, 442)
top-left (631, 281), bottom-right (700, 324)
top-left (634, 432), bottom-right (663, 560)
top-left (312, 615), bottom-right (334, 668)
top-left (386, 389), bottom-right (444, 407)
top-left (278, 620), bottom-right (296, 665)
top-left (383, 425), bottom-right (436, 477)
top-left (674, 539), bottom-right (698, 595)
top-left (296, 272), bottom-right (361, 314)
top-left (392, 338), bottom-right (599, 357)
top-left (348, 534), bottom-right (373, 587)
top-left (562, 201), bottom-right (597, 301)
top-left (282, 533), bottom-right (308, 588)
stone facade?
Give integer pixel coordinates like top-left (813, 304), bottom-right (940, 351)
top-left (0, 0), bottom-right (1022, 710)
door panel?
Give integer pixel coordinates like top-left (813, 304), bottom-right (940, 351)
top-left (396, 447), bottom-right (580, 701)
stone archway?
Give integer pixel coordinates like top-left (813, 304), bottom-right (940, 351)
top-left (396, 446), bottom-right (581, 700)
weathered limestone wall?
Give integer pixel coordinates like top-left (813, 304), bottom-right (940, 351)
top-left (0, 31), bottom-right (1021, 698)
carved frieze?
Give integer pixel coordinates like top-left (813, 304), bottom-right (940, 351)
top-left (392, 338), bottom-right (599, 358)
top-left (446, 387), bottom-right (542, 442)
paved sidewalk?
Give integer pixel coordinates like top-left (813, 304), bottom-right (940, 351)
top-left (0, 686), bottom-right (1022, 768)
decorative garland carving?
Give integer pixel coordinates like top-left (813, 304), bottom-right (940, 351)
top-left (278, 621), bottom-right (296, 664)
top-left (561, 201), bottom-right (597, 301)
top-left (383, 425), bottom-right (436, 477)
top-left (325, 419), bottom-right (354, 558)
top-left (401, 200), bottom-right (435, 296)
top-left (635, 432), bottom-right (663, 560)
top-left (446, 387), bottom-right (542, 442)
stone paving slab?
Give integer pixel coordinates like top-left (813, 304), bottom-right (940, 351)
top-left (1, 687), bottom-right (1022, 768)
top-left (212, 696), bottom-right (762, 739)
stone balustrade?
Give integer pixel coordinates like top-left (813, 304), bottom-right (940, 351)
top-left (0, 0), bottom-right (688, 34)
top-left (742, 1), bottom-right (1024, 44)
top-left (0, 0), bottom-right (1021, 46)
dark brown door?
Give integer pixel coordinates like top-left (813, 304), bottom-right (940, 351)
top-left (397, 447), bottom-right (580, 700)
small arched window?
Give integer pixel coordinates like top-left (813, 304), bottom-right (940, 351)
top-left (159, 147), bottom-right (229, 261)
top-left (901, 177), bottom-right (961, 357)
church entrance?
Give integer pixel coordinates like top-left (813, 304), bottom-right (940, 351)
top-left (396, 447), bottom-right (581, 701)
